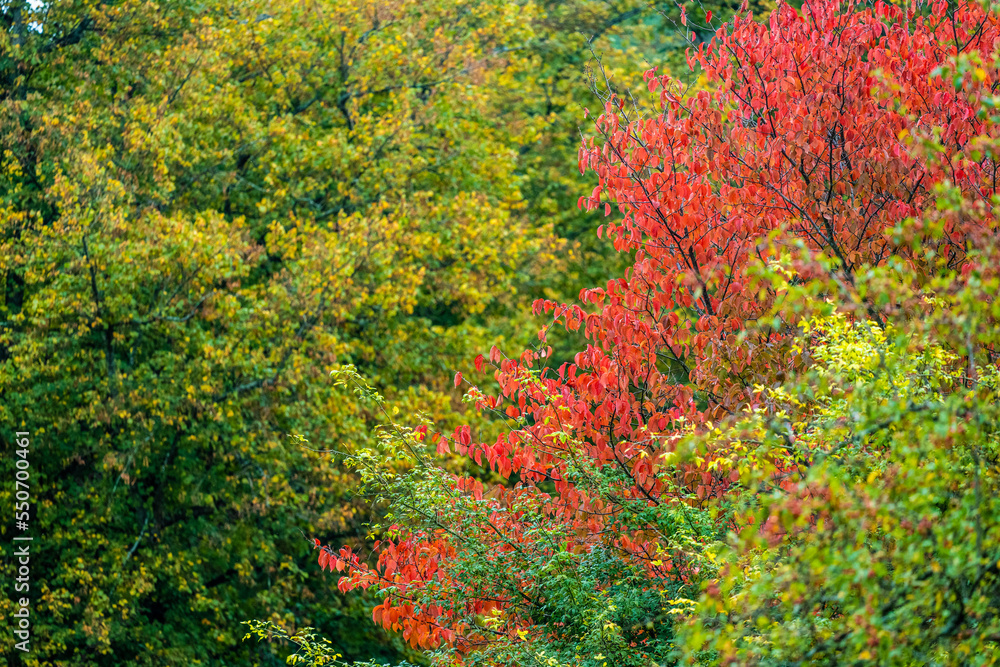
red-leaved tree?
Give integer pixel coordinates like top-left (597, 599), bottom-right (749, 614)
top-left (315, 0), bottom-right (999, 662)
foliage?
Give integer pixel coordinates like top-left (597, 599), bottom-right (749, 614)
top-left (312, 0), bottom-right (1000, 665)
top-left (0, 0), bottom-right (525, 664)
top-left (494, 0), bottom-right (769, 307)
top-left (1, 0), bottom-right (760, 663)
top-left (686, 274), bottom-right (1000, 664)
top-left (242, 621), bottom-right (345, 667)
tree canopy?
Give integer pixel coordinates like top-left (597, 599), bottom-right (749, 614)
top-left (313, 1), bottom-right (1000, 665)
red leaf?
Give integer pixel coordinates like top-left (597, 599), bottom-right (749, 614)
top-left (454, 372), bottom-right (462, 388)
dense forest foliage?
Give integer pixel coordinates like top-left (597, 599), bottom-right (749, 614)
top-left (4, 0), bottom-right (1000, 666)
top-left (0, 0), bottom-right (742, 664)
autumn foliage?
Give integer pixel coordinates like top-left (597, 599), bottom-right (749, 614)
top-left (316, 0), bottom-right (1000, 663)
top-left (3, 0), bottom-right (705, 663)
